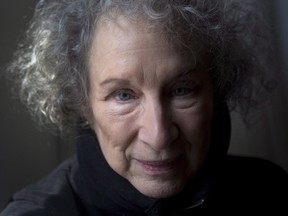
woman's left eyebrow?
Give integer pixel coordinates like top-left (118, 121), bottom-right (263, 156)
top-left (176, 69), bottom-right (196, 79)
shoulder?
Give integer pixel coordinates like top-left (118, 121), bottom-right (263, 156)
top-left (208, 155), bottom-right (288, 212)
top-left (224, 155), bottom-right (288, 183)
top-left (0, 156), bottom-right (80, 216)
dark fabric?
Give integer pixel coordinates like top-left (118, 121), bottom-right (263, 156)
top-left (0, 157), bottom-right (80, 216)
top-left (207, 155), bottom-right (288, 213)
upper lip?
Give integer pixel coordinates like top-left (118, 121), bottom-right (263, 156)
top-left (135, 155), bottom-right (182, 165)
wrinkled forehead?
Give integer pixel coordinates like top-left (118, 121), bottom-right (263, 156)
top-left (90, 15), bottom-right (207, 71)
top-left (93, 13), bottom-right (208, 63)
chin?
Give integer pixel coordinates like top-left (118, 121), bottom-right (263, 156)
top-left (133, 179), bottom-right (186, 199)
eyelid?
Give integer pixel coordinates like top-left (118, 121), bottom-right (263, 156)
top-left (110, 89), bottom-right (137, 103)
top-left (170, 79), bottom-right (200, 96)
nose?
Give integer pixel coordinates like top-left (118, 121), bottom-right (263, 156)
top-left (138, 98), bottom-right (179, 151)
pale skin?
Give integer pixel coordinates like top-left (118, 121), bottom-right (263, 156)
top-left (88, 16), bottom-right (214, 198)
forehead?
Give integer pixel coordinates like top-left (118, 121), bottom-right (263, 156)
top-left (92, 17), bottom-right (169, 58)
top-left (90, 15), bottom-right (205, 60)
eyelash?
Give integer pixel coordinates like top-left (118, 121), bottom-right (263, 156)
top-left (112, 89), bottom-right (137, 102)
top-left (171, 81), bottom-right (198, 97)
top-left (172, 87), bottom-right (193, 97)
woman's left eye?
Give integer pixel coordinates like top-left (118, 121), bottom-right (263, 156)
top-left (172, 87), bottom-right (193, 97)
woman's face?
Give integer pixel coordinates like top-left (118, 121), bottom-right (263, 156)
top-left (88, 17), bottom-right (214, 198)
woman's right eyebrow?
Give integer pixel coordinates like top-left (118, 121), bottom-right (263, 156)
top-left (100, 78), bottom-right (130, 87)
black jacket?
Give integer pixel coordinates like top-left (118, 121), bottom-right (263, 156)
top-left (1, 106), bottom-right (288, 215)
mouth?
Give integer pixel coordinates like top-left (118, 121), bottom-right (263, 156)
top-left (135, 155), bottom-right (183, 174)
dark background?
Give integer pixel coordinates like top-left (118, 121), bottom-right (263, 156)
top-left (1, 0), bottom-right (288, 211)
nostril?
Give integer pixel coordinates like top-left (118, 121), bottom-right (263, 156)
top-left (138, 122), bottom-right (179, 151)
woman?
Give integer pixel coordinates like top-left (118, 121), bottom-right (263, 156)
top-left (1, 0), bottom-right (287, 215)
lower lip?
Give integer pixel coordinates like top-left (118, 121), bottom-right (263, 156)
top-left (136, 156), bottom-right (182, 174)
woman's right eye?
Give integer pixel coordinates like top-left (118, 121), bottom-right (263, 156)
top-left (113, 89), bottom-right (136, 102)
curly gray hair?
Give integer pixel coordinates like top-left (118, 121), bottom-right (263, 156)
top-left (8, 0), bottom-right (276, 134)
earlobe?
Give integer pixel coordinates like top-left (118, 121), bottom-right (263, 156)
top-left (80, 104), bottom-right (94, 128)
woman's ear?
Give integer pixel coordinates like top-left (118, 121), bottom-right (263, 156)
top-left (80, 103), bottom-right (94, 129)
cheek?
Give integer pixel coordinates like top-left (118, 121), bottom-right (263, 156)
top-left (179, 101), bottom-right (213, 138)
top-left (89, 101), bottom-right (137, 175)
top-left (91, 106), bottom-right (128, 152)
top-left (179, 117), bottom-right (211, 179)
top-left (92, 108), bottom-right (136, 148)
top-left (183, 113), bottom-right (211, 155)
top-left (178, 104), bottom-right (213, 162)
